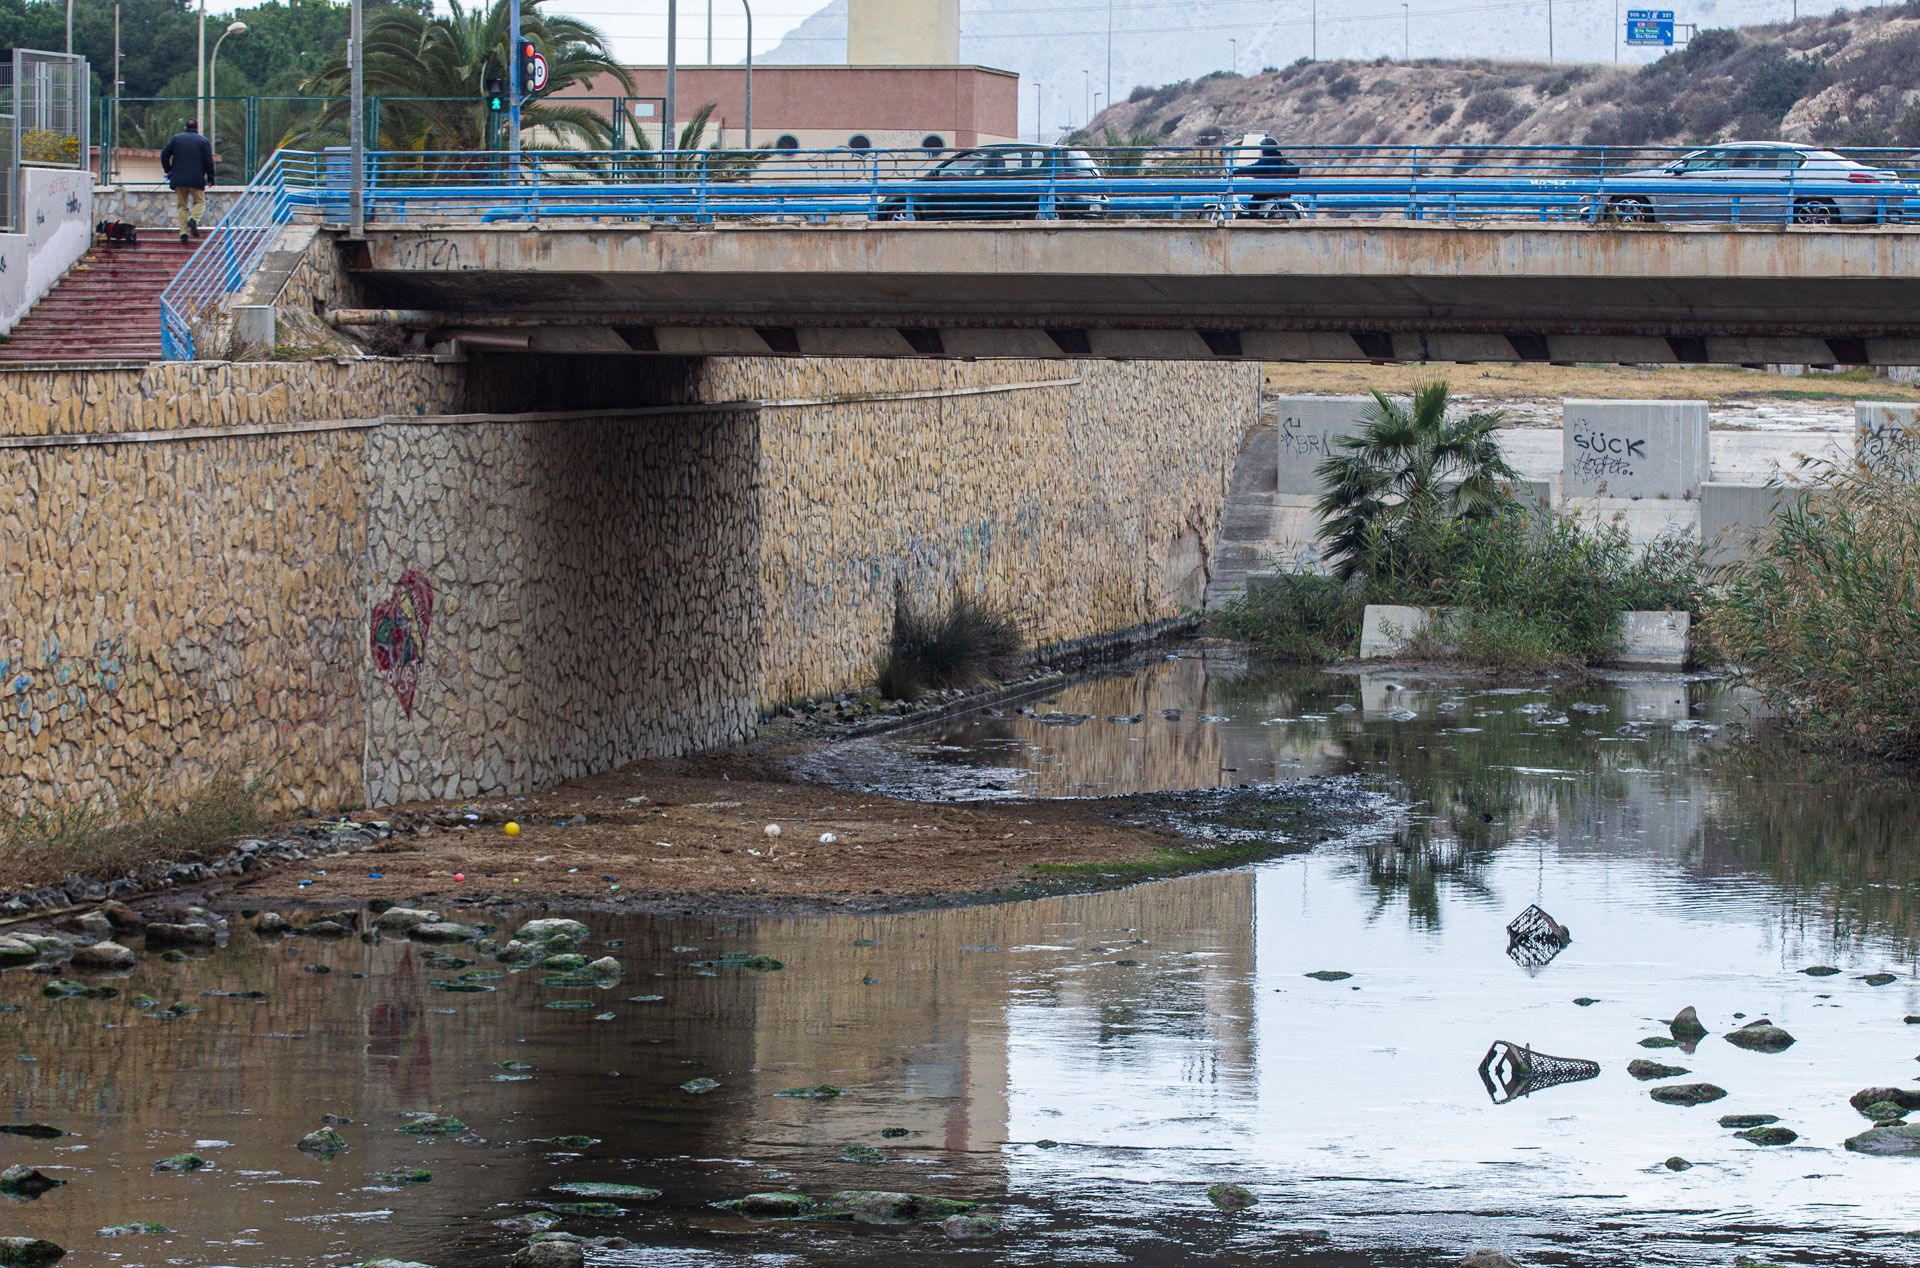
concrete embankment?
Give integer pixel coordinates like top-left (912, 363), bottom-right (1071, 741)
top-left (2, 353), bottom-right (1257, 821)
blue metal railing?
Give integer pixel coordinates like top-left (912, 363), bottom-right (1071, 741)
top-left (156, 143), bottom-right (1920, 360)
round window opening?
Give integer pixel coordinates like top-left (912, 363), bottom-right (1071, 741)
top-left (773, 134), bottom-right (800, 150)
top-left (848, 134), bottom-right (873, 150)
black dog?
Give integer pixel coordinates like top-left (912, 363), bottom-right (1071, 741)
top-left (95, 219), bottom-right (138, 244)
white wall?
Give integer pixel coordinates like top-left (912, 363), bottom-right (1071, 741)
top-left (0, 166), bottom-right (95, 336)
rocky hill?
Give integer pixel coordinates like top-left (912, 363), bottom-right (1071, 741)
top-left (1075, 5), bottom-right (1920, 150)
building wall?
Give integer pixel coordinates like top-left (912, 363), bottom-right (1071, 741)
top-left (571, 65), bottom-right (1019, 148)
top-left (0, 166), bottom-right (95, 336)
top-left (4, 353), bottom-right (1255, 815)
top-left (850, 0), bottom-right (961, 64)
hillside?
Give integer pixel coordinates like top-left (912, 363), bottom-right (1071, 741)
top-left (1075, 5), bottom-right (1920, 150)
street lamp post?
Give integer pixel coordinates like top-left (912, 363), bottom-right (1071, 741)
top-left (349, 0), bottom-right (363, 236)
top-left (1104, 0), bottom-right (1112, 114)
top-left (209, 20), bottom-right (247, 173)
top-left (65, 0), bottom-right (73, 53)
top-left (741, 0), bottom-right (752, 148)
top-left (196, 0), bottom-right (206, 133)
top-left (665, 0), bottom-right (677, 154)
top-left (1230, 38), bottom-right (1237, 72)
top-left (1402, 4), bottom-right (1409, 59)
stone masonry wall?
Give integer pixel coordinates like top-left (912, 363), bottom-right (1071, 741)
top-left (5, 353), bottom-right (1257, 815)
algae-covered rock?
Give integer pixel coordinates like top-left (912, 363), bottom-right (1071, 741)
top-left (0, 1237), bottom-right (66, 1267)
top-left (820, 1190), bottom-right (978, 1224)
top-left (1650, 1083), bottom-right (1727, 1106)
top-left (153, 1153), bottom-right (209, 1172)
top-left (736, 1192), bottom-right (814, 1217)
top-left (1668, 1006), bottom-right (1707, 1039)
top-left (1628, 1060), bottom-right (1689, 1081)
top-left (776, 1085), bottom-right (845, 1100)
top-left (409, 922), bottom-right (480, 944)
top-left (1849, 1087), bottom-right (1920, 1114)
top-left (546, 1136), bottom-right (600, 1149)
top-left (517, 919), bottom-right (591, 944)
top-left (690, 953), bottom-right (784, 972)
top-left (398, 1115), bottom-right (467, 1136)
top-left (297, 1127), bottom-right (349, 1156)
top-left (358, 1260), bottom-right (434, 1268)
top-left (1718, 1114), bottom-right (1781, 1129)
top-left (1800, 965), bottom-right (1841, 977)
top-left (549, 1182), bottom-right (661, 1200)
top-left (1736, 1126), bottom-right (1799, 1146)
top-left (543, 954), bottom-right (589, 972)
top-left (1637, 1037), bottom-right (1681, 1049)
top-left (0, 939), bottom-right (40, 968)
top-left (842, 1143), bottom-right (885, 1165)
top-left (42, 979), bottom-right (117, 1000)
top-left (1663, 1157), bottom-right (1692, 1171)
top-left (509, 1242), bottom-right (583, 1268)
top-left (1458, 1253), bottom-right (1520, 1268)
top-left (585, 957), bottom-right (623, 978)
top-left (96, 1223), bottom-right (169, 1237)
top-left (679, 1078), bottom-right (720, 1095)
top-left (1863, 1101), bottom-right (1909, 1125)
top-left (534, 1201), bottom-right (626, 1218)
top-left (1725, 1021), bottom-right (1795, 1053)
top-left (1860, 972), bottom-right (1899, 987)
top-left (944, 1213), bottom-right (1001, 1239)
top-left (1206, 1182), bottom-right (1258, 1213)
top-left (373, 1168), bottom-right (433, 1184)
top-left (0, 1165), bottom-right (64, 1197)
top-left (1844, 1123), bottom-right (1920, 1156)
top-left (1304, 970), bottom-right (1352, 982)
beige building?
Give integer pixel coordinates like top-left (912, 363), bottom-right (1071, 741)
top-left (849, 0), bottom-right (961, 64)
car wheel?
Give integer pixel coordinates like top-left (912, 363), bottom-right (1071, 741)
top-left (1607, 196), bottom-right (1653, 224)
top-left (1793, 198), bottom-right (1838, 225)
top-left (880, 201), bottom-right (917, 222)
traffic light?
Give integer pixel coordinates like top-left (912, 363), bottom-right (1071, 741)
top-left (485, 74), bottom-right (506, 114)
top-left (518, 40), bottom-right (538, 96)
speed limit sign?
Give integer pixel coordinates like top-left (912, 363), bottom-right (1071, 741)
top-left (527, 51), bottom-right (549, 92)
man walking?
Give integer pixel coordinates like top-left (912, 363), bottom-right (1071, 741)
top-left (159, 120), bottom-right (216, 242)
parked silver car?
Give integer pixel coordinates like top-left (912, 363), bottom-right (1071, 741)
top-left (1598, 141), bottom-right (1911, 224)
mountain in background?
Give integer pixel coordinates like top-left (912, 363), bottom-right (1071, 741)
top-left (762, 0), bottom-right (1874, 138)
top-left (1075, 6), bottom-right (1920, 150)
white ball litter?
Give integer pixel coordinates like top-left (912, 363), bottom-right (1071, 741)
top-left (819, 832), bottom-right (838, 844)
top-left (763, 823), bottom-right (782, 838)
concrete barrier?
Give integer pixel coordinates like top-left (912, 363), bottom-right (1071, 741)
top-left (1272, 396), bottom-right (1375, 496)
top-left (1856, 402), bottom-right (1919, 479)
top-left (1357, 604), bottom-right (1690, 665)
top-left (1700, 482), bottom-right (1793, 567)
top-left (1562, 399), bottom-right (1710, 500)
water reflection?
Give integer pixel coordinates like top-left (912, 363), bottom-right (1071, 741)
top-left (7, 657), bottom-right (1920, 1265)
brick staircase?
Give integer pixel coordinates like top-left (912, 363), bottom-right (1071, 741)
top-left (0, 234), bottom-right (200, 362)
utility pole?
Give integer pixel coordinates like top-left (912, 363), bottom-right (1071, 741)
top-left (197, 0), bottom-right (206, 132)
top-left (1402, 4), bottom-right (1408, 59)
top-left (665, 0), bottom-right (677, 154)
top-left (706, 0), bottom-right (713, 63)
top-left (111, 3), bottom-right (121, 180)
top-left (1312, 0), bottom-right (1318, 60)
top-left (1614, 0), bottom-right (1619, 62)
top-left (65, 0), bottom-right (73, 53)
top-left (1230, 38), bottom-right (1237, 72)
top-left (1548, 0), bottom-right (1555, 64)
top-left (349, 0), bottom-right (364, 236)
top-left (508, 0), bottom-right (521, 161)
top-left (1104, 0), bottom-right (1112, 114)
top-left (741, 0), bottom-right (752, 147)
top-left (1035, 81), bottom-right (1042, 143)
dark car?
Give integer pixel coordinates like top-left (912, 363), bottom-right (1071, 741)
top-left (878, 144), bottom-right (1108, 221)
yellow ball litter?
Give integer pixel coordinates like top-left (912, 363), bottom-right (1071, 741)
top-left (504, 821), bottom-right (521, 836)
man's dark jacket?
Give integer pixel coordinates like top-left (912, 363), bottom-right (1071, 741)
top-left (160, 131), bottom-right (216, 189)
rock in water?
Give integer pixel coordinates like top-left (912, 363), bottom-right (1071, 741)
top-left (1718, 1114), bottom-right (1781, 1129)
top-left (1207, 1182), bottom-right (1258, 1213)
top-left (253, 912), bottom-right (292, 936)
top-left (1736, 1126), bottom-right (1798, 1146)
top-left (1458, 1253), bottom-right (1522, 1268)
top-left (0, 938), bottom-right (39, 967)
top-left (735, 1192), bottom-right (813, 1217)
top-left (943, 1214), bottom-right (1001, 1239)
top-left (297, 1127), bottom-right (349, 1156)
top-left (509, 1244), bottom-right (583, 1268)
top-left (153, 1153), bottom-right (209, 1172)
top-left (517, 919), bottom-right (591, 943)
top-left (1628, 1060), bottom-right (1690, 1081)
top-left (1844, 1124), bottom-right (1920, 1156)
top-left (821, 1191), bottom-right (977, 1224)
top-left (100, 901), bottom-right (142, 930)
top-left (358, 1260), bottom-right (434, 1268)
top-left (1669, 1006), bottom-right (1708, 1039)
top-left (408, 922), bottom-right (480, 943)
top-left (0, 1238), bottom-right (66, 1267)
top-left (1724, 1020), bottom-right (1795, 1053)
top-left (1849, 1088), bottom-right (1920, 1114)
top-left (371, 907), bottom-right (438, 932)
top-left (1663, 1157), bottom-right (1692, 1171)
top-left (69, 942), bottom-right (137, 972)
top-left (1650, 1083), bottom-right (1728, 1107)
top-left (0, 1165), bottom-right (65, 1197)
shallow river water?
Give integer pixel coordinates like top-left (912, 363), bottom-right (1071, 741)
top-left (6, 653), bottom-right (1920, 1266)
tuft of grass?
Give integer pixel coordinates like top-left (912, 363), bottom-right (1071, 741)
top-left (1209, 572), bottom-right (1365, 664)
top-left (1708, 463), bottom-right (1920, 760)
top-left (0, 767), bottom-right (275, 893)
top-left (875, 587), bottom-right (1024, 702)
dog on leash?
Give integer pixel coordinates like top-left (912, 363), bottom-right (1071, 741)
top-left (95, 219), bottom-right (139, 244)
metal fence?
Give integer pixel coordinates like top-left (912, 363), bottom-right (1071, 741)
top-left (159, 142), bottom-right (1920, 360)
top-left (11, 50), bottom-right (88, 170)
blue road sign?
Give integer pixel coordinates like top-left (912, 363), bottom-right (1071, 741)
top-left (1626, 9), bottom-right (1676, 45)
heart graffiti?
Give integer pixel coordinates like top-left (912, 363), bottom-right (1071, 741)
top-left (369, 569), bottom-right (434, 717)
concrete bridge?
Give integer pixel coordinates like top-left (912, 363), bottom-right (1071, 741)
top-left (336, 221), bottom-right (1920, 366)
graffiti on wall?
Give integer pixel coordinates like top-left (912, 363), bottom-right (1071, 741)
top-left (370, 570), bottom-right (434, 718)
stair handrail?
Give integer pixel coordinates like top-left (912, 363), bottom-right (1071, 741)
top-left (158, 149), bottom-right (304, 361)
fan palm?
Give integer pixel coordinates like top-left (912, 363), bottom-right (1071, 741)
top-left (293, 0), bottom-right (633, 151)
top-left (1314, 382), bottom-right (1516, 581)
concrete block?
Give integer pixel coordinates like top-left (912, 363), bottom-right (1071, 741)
top-left (1562, 399), bottom-right (1710, 500)
top-left (234, 305), bottom-right (277, 349)
top-left (1563, 496), bottom-right (1699, 546)
top-left (1612, 611), bottom-right (1691, 669)
top-left (1519, 477), bottom-right (1555, 514)
top-left (1272, 396), bottom-right (1376, 496)
top-left (1359, 605), bottom-right (1455, 659)
top-left (1856, 402), bottom-right (1919, 479)
top-left (1700, 482), bottom-right (1792, 567)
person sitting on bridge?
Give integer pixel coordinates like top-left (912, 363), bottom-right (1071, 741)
top-left (160, 120), bottom-right (216, 243)
top-left (1240, 138), bottom-right (1301, 218)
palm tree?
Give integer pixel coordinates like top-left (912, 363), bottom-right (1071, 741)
top-left (1314, 382), bottom-right (1516, 581)
top-left (294, 0), bottom-right (633, 151)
